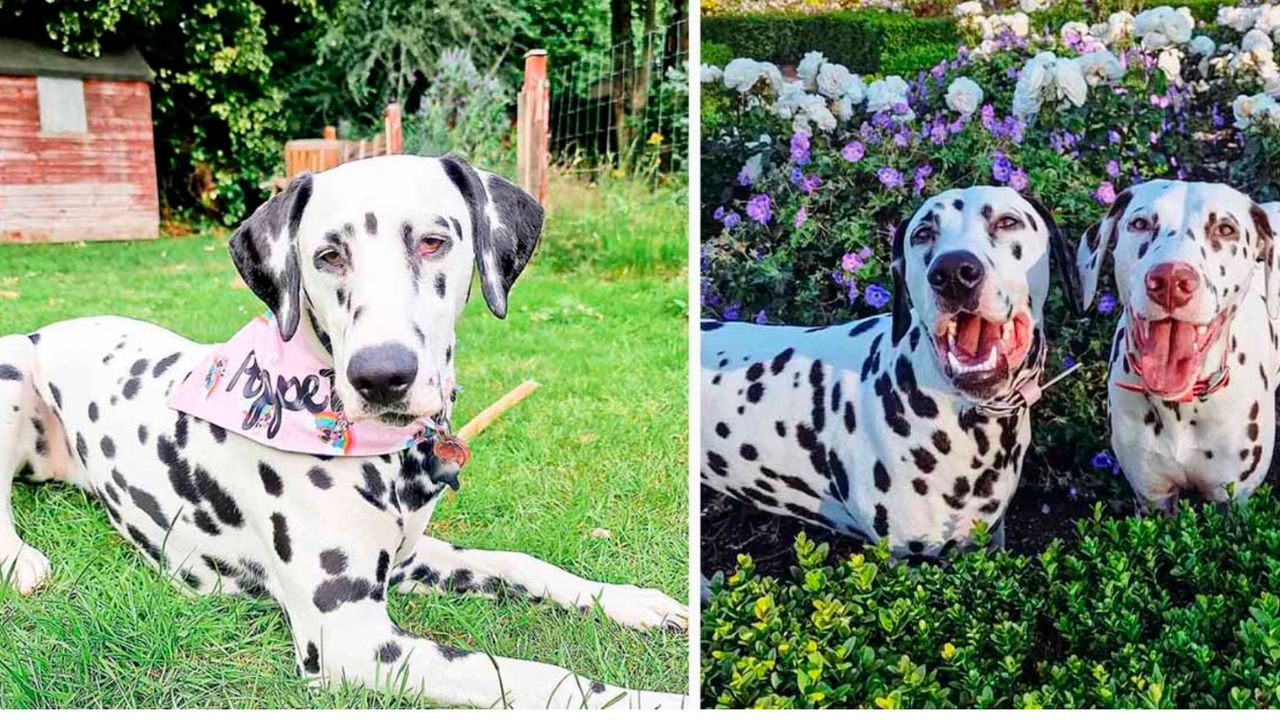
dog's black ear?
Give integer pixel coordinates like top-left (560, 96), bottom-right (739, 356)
top-left (228, 173), bottom-right (311, 341)
top-left (439, 154), bottom-right (544, 319)
top-left (1075, 188), bottom-right (1132, 311)
top-left (890, 219), bottom-right (912, 343)
top-left (1251, 203), bottom-right (1279, 318)
top-left (1022, 194), bottom-right (1082, 315)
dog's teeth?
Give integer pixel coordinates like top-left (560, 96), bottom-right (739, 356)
top-left (948, 351), bottom-right (962, 373)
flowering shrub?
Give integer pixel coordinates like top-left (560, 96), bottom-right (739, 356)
top-left (702, 488), bottom-right (1280, 708)
top-left (700, 3), bottom-right (1280, 494)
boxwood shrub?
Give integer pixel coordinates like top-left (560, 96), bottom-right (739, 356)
top-left (702, 11), bottom-right (956, 74)
top-left (703, 489), bottom-right (1280, 708)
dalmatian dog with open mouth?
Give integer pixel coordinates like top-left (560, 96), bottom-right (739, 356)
top-left (701, 186), bottom-right (1077, 555)
top-left (1074, 180), bottom-right (1280, 512)
top-left (0, 155), bottom-right (686, 709)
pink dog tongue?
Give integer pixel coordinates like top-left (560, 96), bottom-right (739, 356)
top-left (1139, 319), bottom-right (1198, 395)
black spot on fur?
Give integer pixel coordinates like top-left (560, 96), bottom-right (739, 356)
top-left (75, 432), bottom-right (88, 465)
top-left (259, 462), bottom-right (283, 496)
top-left (376, 641), bottom-right (402, 664)
top-left (873, 504), bottom-right (889, 537)
top-left (313, 576), bottom-right (373, 612)
top-left (873, 461), bottom-right (891, 492)
top-left (153, 352), bottom-right (182, 378)
top-left (194, 466), bottom-right (244, 527)
top-left (308, 466), bottom-right (334, 489)
top-left (912, 478), bottom-right (928, 495)
top-left (122, 378), bottom-right (141, 399)
top-left (100, 435), bottom-right (116, 459)
top-left (715, 422), bottom-right (730, 438)
top-left (128, 486), bottom-right (169, 529)
top-left (303, 642), bottom-right (320, 673)
top-left (0, 365), bottom-right (22, 381)
top-left (49, 384), bottom-right (62, 409)
top-left (320, 549), bottom-right (348, 575)
top-left (271, 513), bottom-right (292, 562)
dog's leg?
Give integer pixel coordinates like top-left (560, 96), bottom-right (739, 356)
top-left (282, 563), bottom-right (686, 708)
top-left (0, 335), bottom-right (52, 595)
top-left (392, 536), bottom-right (687, 633)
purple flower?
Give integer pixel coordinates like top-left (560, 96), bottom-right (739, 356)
top-left (913, 164), bottom-right (933, 194)
top-left (1063, 355), bottom-right (1076, 369)
top-left (991, 152), bottom-right (1013, 183)
top-left (980, 104), bottom-right (996, 130)
top-left (790, 167), bottom-right (804, 184)
top-left (877, 167), bottom-right (903, 189)
top-left (1212, 104), bottom-right (1226, 129)
top-left (1106, 160), bottom-right (1120, 178)
top-left (795, 207), bottom-right (808, 228)
top-left (1091, 450), bottom-right (1121, 475)
top-left (842, 247), bottom-right (871, 273)
top-left (736, 169), bottom-right (754, 187)
top-left (723, 211), bottom-right (741, 230)
top-left (891, 101), bottom-right (911, 116)
top-left (790, 132), bottom-right (811, 166)
top-left (799, 174), bottom-right (821, 194)
top-left (746, 194), bottom-right (772, 225)
top-left (1107, 129), bottom-right (1122, 143)
top-left (1097, 292), bottom-right (1116, 314)
top-left (864, 284), bottom-right (891, 309)
top-left (1009, 167), bottom-right (1028, 192)
top-left (723, 304), bottom-right (741, 321)
top-left (713, 206), bottom-right (726, 220)
top-left (842, 141), bottom-right (866, 163)
top-left (754, 309), bottom-right (768, 325)
top-left (1094, 181), bottom-right (1117, 205)
top-left (929, 121), bottom-right (948, 145)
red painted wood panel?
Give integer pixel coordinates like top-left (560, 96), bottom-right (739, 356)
top-left (0, 75), bottom-right (160, 242)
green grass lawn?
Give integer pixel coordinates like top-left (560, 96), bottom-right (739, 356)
top-left (0, 186), bottom-right (689, 707)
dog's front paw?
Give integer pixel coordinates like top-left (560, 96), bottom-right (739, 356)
top-left (591, 584), bottom-right (688, 633)
top-left (0, 542), bottom-right (51, 595)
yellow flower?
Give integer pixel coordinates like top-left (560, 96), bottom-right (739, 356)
top-left (874, 696), bottom-right (897, 709)
top-left (941, 642), bottom-right (956, 660)
top-left (647, 132), bottom-right (664, 146)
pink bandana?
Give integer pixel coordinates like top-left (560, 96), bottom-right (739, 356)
top-left (170, 312), bottom-right (439, 456)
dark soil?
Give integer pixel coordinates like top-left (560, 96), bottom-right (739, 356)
top-left (700, 484), bottom-right (1116, 580)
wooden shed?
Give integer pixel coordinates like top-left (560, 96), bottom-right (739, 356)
top-left (0, 37), bottom-right (159, 242)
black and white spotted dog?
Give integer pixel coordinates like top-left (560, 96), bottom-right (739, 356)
top-left (0, 155), bottom-right (686, 708)
top-left (1074, 180), bottom-right (1280, 511)
top-left (701, 186), bottom-right (1077, 555)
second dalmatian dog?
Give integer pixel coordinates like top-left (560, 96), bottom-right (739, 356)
top-left (0, 155), bottom-right (686, 708)
top-left (1074, 180), bottom-right (1280, 511)
top-left (702, 186), bottom-right (1078, 555)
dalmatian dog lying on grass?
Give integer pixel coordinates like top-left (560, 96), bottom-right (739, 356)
top-left (0, 155), bottom-right (686, 709)
top-left (702, 186), bottom-right (1079, 556)
top-left (1074, 180), bottom-right (1280, 512)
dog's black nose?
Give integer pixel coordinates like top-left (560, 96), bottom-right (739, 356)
top-left (928, 251), bottom-right (986, 304)
top-left (348, 343), bottom-right (418, 405)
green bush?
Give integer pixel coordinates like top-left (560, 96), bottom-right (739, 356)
top-left (703, 11), bottom-right (956, 75)
top-left (702, 489), bottom-right (1280, 708)
top-left (703, 41), bottom-right (735, 68)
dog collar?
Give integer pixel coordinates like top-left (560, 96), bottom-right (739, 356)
top-left (1114, 312), bottom-right (1233, 403)
top-left (169, 312), bottom-right (469, 460)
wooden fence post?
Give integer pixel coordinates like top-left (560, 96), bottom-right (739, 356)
top-left (517, 50), bottom-right (550, 204)
top-left (384, 102), bottom-right (403, 155)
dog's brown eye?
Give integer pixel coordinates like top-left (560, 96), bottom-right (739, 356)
top-left (1214, 223), bottom-right (1237, 238)
top-left (417, 236), bottom-right (446, 258)
top-left (994, 215), bottom-right (1021, 231)
top-left (316, 249), bottom-right (346, 271)
top-left (911, 227), bottom-right (936, 244)
top-left (1128, 217), bottom-right (1152, 232)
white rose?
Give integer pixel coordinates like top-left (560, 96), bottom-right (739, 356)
top-left (816, 62), bottom-right (852, 99)
top-left (1053, 56), bottom-right (1089, 106)
top-left (1157, 47), bottom-right (1183, 84)
top-left (834, 95), bottom-right (856, 121)
top-left (774, 80), bottom-right (807, 119)
top-left (1019, 0), bottom-right (1048, 13)
top-left (865, 75), bottom-right (909, 113)
top-left (841, 73), bottom-right (867, 105)
top-left (1078, 49), bottom-right (1125, 85)
top-left (1244, 28), bottom-right (1275, 54)
top-left (1104, 11), bottom-right (1134, 44)
top-left (722, 58), bottom-right (761, 93)
top-left (1255, 5), bottom-right (1280, 38)
top-left (955, 1), bottom-right (984, 17)
top-left (795, 94), bottom-right (838, 133)
top-left (757, 62), bottom-right (783, 93)
top-left (1233, 92), bottom-right (1280, 129)
top-left (1189, 35), bottom-right (1216, 56)
top-left (1013, 52), bottom-right (1051, 117)
top-left (797, 51), bottom-right (826, 91)
top-left (945, 76), bottom-right (984, 115)
top-left (700, 64), bottom-right (723, 84)
top-left (1219, 7), bottom-right (1259, 33)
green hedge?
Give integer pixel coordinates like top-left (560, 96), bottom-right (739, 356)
top-left (703, 41), bottom-right (735, 68)
top-left (702, 11), bottom-right (957, 75)
top-left (703, 489), bottom-right (1280, 708)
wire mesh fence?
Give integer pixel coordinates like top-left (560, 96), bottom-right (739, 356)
top-left (548, 18), bottom-right (688, 186)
